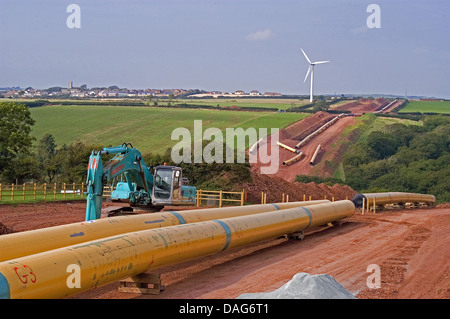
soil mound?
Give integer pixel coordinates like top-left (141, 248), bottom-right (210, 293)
top-left (242, 171), bottom-right (357, 204)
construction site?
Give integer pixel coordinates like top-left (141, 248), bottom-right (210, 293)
top-left (0, 100), bottom-right (448, 301)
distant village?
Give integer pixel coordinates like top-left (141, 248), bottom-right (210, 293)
top-left (0, 82), bottom-right (282, 99)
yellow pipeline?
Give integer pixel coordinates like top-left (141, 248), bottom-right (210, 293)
top-left (283, 152), bottom-right (303, 166)
top-left (352, 192), bottom-right (435, 207)
top-left (309, 144), bottom-right (321, 165)
top-left (0, 200), bottom-right (329, 262)
top-left (0, 200), bottom-right (354, 299)
top-left (276, 141), bottom-right (299, 154)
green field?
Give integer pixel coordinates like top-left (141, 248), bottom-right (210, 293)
top-left (29, 105), bottom-right (308, 154)
top-left (399, 100), bottom-right (450, 114)
top-left (158, 98), bottom-right (311, 110)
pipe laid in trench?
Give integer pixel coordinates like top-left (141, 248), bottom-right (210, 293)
top-left (283, 151), bottom-right (303, 166)
top-left (0, 200), bottom-right (354, 299)
top-left (0, 200), bottom-right (329, 262)
top-left (277, 141), bottom-right (300, 154)
top-left (310, 144), bottom-right (321, 165)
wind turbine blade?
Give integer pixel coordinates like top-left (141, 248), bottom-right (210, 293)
top-left (301, 48), bottom-right (311, 64)
top-left (313, 60), bottom-right (330, 64)
top-left (304, 66), bottom-right (311, 82)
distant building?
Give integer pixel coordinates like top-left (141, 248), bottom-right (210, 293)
top-left (69, 81), bottom-right (73, 89)
top-left (264, 92), bottom-right (281, 96)
top-left (234, 90), bottom-right (245, 95)
top-left (250, 90), bottom-right (261, 96)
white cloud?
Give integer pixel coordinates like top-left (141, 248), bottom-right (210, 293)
top-left (246, 29), bottom-right (276, 41)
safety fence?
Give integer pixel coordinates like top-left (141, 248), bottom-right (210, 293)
top-left (196, 189), bottom-right (245, 207)
top-left (0, 183), bottom-right (114, 202)
top-left (260, 192), bottom-right (348, 204)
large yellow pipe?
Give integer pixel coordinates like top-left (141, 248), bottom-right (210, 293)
top-left (0, 200), bottom-right (329, 262)
top-left (352, 192), bottom-right (435, 207)
top-left (0, 200), bottom-right (354, 299)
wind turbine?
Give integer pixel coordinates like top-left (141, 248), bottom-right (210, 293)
top-left (301, 48), bottom-right (330, 102)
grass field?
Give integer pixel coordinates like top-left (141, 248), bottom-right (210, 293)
top-left (159, 98), bottom-right (311, 110)
top-left (399, 100), bottom-right (450, 114)
top-left (29, 105), bottom-right (308, 154)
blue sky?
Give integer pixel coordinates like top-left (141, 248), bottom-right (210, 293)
top-left (1, 0), bottom-right (449, 98)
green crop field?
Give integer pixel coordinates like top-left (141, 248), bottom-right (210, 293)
top-left (159, 98), bottom-right (311, 110)
top-left (29, 105), bottom-right (308, 154)
top-left (399, 100), bottom-right (450, 114)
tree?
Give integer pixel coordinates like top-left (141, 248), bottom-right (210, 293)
top-left (313, 100), bottom-right (329, 112)
top-left (0, 102), bottom-right (35, 180)
top-left (37, 133), bottom-right (58, 182)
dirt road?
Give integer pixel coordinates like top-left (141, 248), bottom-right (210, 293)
top-left (1, 201), bottom-right (447, 299)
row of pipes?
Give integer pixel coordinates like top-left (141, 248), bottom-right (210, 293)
top-left (294, 113), bottom-right (346, 149)
top-left (278, 114), bottom-right (346, 166)
top-left (0, 199), bottom-right (355, 299)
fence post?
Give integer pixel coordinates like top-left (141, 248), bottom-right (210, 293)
top-left (362, 198), bottom-right (365, 214)
top-left (34, 183), bottom-right (37, 200)
top-left (63, 183), bottom-right (66, 199)
top-left (240, 190), bottom-right (244, 206)
top-left (303, 194), bottom-right (306, 201)
top-left (218, 190), bottom-right (223, 208)
top-left (11, 184), bottom-right (14, 201)
top-left (82, 182), bottom-right (85, 197)
top-left (0, 183), bottom-right (2, 201)
top-left (54, 183), bottom-right (57, 199)
top-left (264, 193), bottom-right (267, 204)
top-left (22, 183), bottom-right (26, 200)
top-left (73, 182), bottom-right (76, 198)
top-left (196, 189), bottom-right (201, 207)
top-left (44, 183), bottom-right (47, 200)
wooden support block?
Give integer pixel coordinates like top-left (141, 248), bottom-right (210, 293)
top-left (118, 272), bottom-right (165, 295)
top-left (288, 230), bottom-right (304, 241)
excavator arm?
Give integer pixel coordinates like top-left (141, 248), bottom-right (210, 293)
top-left (85, 143), bottom-right (153, 221)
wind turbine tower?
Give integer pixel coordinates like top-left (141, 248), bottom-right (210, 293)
top-left (301, 48), bottom-right (330, 102)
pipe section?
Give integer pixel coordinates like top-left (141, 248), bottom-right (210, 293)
top-left (309, 144), bottom-right (321, 165)
top-left (0, 200), bottom-right (354, 299)
top-left (352, 192), bottom-right (435, 207)
top-left (277, 141), bottom-right (300, 154)
top-left (0, 200), bottom-right (329, 262)
top-left (283, 152), bottom-right (303, 166)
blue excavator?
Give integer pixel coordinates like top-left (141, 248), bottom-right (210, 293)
top-left (85, 143), bottom-right (196, 221)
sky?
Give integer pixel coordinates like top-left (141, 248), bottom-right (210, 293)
top-left (1, 0), bottom-right (449, 98)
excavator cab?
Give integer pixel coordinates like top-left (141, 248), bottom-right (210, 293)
top-left (152, 165), bottom-right (196, 206)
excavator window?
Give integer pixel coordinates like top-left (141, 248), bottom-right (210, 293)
top-left (153, 168), bottom-right (172, 199)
